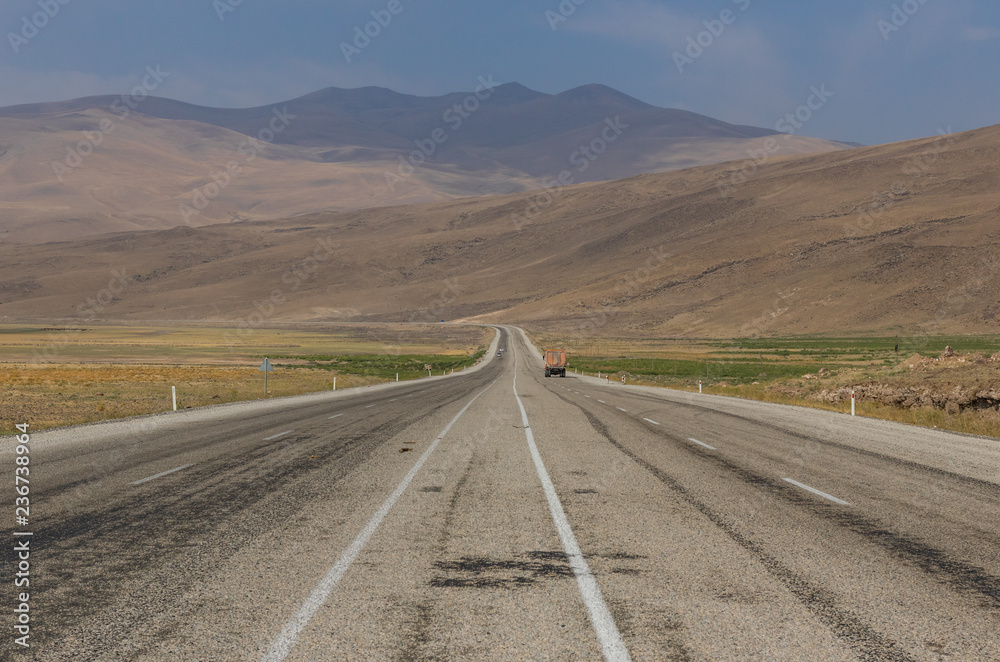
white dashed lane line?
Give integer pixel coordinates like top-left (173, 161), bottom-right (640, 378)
top-left (328, 414), bottom-right (344, 420)
top-left (597, 400), bottom-right (606, 404)
top-left (782, 478), bottom-right (850, 506)
top-left (365, 404), bottom-right (376, 409)
top-left (643, 418), bottom-right (660, 426)
top-left (131, 464), bottom-right (194, 486)
top-left (617, 407), bottom-right (628, 412)
top-left (264, 431), bottom-right (294, 441)
top-left (687, 438), bottom-right (716, 451)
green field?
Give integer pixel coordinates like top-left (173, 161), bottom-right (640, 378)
top-left (274, 351), bottom-right (487, 381)
top-left (528, 331), bottom-right (1000, 438)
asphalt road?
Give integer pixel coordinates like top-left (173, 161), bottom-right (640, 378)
top-left (3, 326), bottom-right (999, 661)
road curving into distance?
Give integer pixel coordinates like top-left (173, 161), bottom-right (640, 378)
top-left (3, 325), bottom-right (998, 660)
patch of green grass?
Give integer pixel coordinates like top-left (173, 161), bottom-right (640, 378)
top-left (570, 357), bottom-right (823, 385)
top-left (271, 349), bottom-right (487, 381)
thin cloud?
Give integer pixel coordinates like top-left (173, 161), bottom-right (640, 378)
top-left (961, 25), bottom-right (1000, 42)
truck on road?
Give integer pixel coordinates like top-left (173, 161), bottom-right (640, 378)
top-left (544, 349), bottom-right (567, 377)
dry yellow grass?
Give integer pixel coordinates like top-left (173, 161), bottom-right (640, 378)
top-left (0, 323), bottom-right (491, 434)
top-left (0, 363), bottom-right (380, 434)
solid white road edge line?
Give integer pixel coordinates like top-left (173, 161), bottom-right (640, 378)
top-left (513, 370), bottom-right (632, 662)
top-left (130, 464), bottom-right (194, 486)
top-left (643, 418), bottom-right (660, 425)
top-left (264, 431), bottom-right (293, 441)
top-left (782, 478), bottom-right (850, 506)
top-left (687, 438), bottom-right (716, 451)
top-left (261, 379), bottom-right (497, 662)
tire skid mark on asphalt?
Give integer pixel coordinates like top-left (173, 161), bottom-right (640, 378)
top-left (570, 393), bottom-right (1000, 608)
top-left (603, 387), bottom-right (1000, 494)
top-left (568, 392), bottom-right (1000, 614)
top-left (12, 379), bottom-right (495, 655)
top-left (261, 378), bottom-right (499, 662)
top-left (514, 370), bottom-right (632, 662)
top-left (571, 405), bottom-right (916, 662)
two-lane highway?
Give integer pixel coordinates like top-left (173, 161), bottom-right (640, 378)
top-left (4, 325), bottom-right (999, 660)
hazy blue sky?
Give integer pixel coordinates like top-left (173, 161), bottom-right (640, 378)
top-left (1, 0), bottom-right (998, 145)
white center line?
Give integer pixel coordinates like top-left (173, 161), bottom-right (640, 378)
top-left (643, 418), bottom-right (660, 425)
top-left (264, 431), bottom-right (293, 441)
top-left (262, 379), bottom-right (497, 662)
top-left (328, 414), bottom-right (344, 419)
top-left (131, 464), bottom-right (194, 486)
top-left (782, 478), bottom-right (850, 506)
top-left (513, 370), bottom-right (631, 661)
top-left (598, 400), bottom-right (606, 404)
top-left (365, 404), bottom-right (376, 408)
top-left (617, 407), bottom-right (628, 412)
top-left (687, 438), bottom-right (716, 451)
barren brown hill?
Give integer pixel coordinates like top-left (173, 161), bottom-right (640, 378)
top-left (0, 83), bottom-right (849, 243)
top-left (0, 124), bottom-right (997, 338)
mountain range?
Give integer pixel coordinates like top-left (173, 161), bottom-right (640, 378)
top-left (0, 83), bottom-right (851, 243)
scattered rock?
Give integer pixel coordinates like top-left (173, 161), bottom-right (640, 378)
top-left (942, 345), bottom-right (955, 358)
top-left (818, 367), bottom-right (830, 376)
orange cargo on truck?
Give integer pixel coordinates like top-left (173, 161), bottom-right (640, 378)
top-left (544, 349), bottom-right (567, 377)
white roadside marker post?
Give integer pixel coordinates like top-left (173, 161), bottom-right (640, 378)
top-left (396, 373), bottom-right (399, 382)
top-left (172, 386), bottom-right (177, 411)
top-left (698, 380), bottom-right (702, 394)
top-left (851, 389), bottom-right (856, 416)
top-left (333, 377), bottom-right (337, 391)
